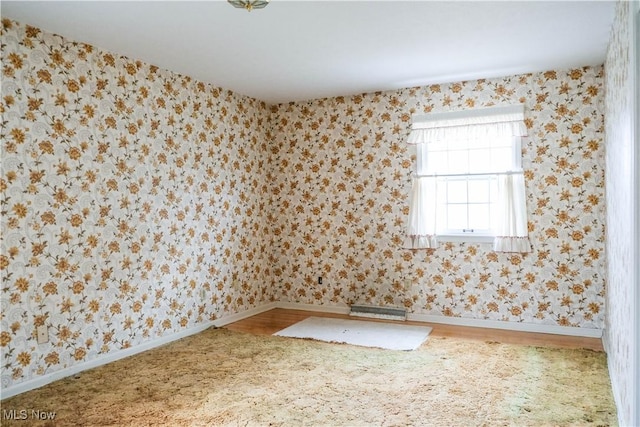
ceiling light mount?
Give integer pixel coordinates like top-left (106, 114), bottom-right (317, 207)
top-left (228, 0), bottom-right (269, 12)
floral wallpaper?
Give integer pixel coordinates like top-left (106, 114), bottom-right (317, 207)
top-left (1, 16), bottom-right (609, 395)
top-left (603, 1), bottom-right (638, 425)
top-left (1, 19), bottom-right (274, 391)
top-left (268, 67), bottom-right (606, 329)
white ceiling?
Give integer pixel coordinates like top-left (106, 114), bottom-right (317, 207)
top-left (2, 1), bottom-right (616, 105)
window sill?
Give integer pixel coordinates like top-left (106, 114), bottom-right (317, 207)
top-left (437, 235), bottom-right (494, 244)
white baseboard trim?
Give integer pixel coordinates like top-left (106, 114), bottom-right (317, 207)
top-left (277, 302), bottom-right (603, 339)
top-left (1, 302), bottom-right (278, 400)
top-left (407, 313), bottom-right (603, 338)
top-left (213, 302), bottom-right (278, 327)
top-left (276, 301), bottom-right (350, 315)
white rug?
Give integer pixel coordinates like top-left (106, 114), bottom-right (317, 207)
top-left (274, 317), bottom-right (432, 351)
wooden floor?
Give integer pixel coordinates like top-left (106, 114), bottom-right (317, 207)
top-left (224, 308), bottom-right (604, 351)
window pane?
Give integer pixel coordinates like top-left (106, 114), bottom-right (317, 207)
top-left (446, 180), bottom-right (467, 203)
top-left (491, 147), bottom-right (513, 170)
top-left (468, 179), bottom-right (490, 203)
top-left (489, 179), bottom-right (498, 203)
top-left (446, 204), bottom-right (468, 230)
top-left (467, 149), bottom-right (491, 173)
top-left (448, 150), bottom-right (468, 174)
top-left (427, 151), bottom-right (447, 173)
top-left (468, 204), bottom-right (490, 230)
top-left (489, 201), bottom-right (499, 231)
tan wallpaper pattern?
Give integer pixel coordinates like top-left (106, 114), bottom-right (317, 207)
top-left (267, 68), bottom-right (606, 328)
top-left (1, 17), bottom-right (607, 392)
top-left (0, 19), bottom-right (274, 390)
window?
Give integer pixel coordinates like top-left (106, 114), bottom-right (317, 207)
top-left (418, 133), bottom-right (520, 239)
top-left (404, 105), bottom-right (531, 252)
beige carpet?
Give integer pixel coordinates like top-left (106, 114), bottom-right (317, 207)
top-left (1, 327), bottom-right (617, 426)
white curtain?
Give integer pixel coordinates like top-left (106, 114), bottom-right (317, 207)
top-left (403, 176), bottom-right (438, 249)
top-left (493, 173), bottom-right (532, 253)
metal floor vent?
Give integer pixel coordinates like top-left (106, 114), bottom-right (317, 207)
top-left (349, 305), bottom-right (407, 321)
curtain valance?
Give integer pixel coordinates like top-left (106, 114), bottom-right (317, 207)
top-left (407, 104), bottom-right (527, 145)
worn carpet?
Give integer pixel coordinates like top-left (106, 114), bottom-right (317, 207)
top-left (1, 327), bottom-right (617, 426)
